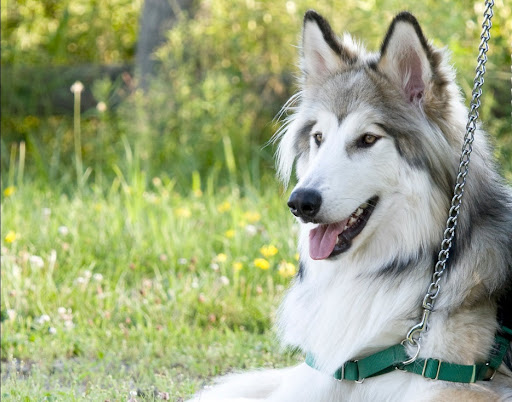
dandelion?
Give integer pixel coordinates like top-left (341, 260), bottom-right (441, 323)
top-left (3, 186), bottom-right (15, 197)
top-left (96, 101), bottom-right (107, 113)
top-left (254, 258), bottom-right (270, 270)
top-left (243, 211), bottom-right (261, 223)
top-left (152, 177), bottom-right (162, 187)
top-left (245, 224), bottom-right (258, 236)
top-left (295, 253), bottom-right (300, 261)
top-left (176, 207), bottom-right (191, 218)
top-left (260, 244), bottom-right (278, 258)
top-left (4, 230), bottom-right (17, 244)
top-left (225, 229), bottom-right (235, 239)
top-left (217, 201), bottom-right (231, 213)
top-left (36, 314), bottom-right (51, 324)
top-left (70, 81), bottom-right (84, 94)
top-left (233, 262), bottom-right (243, 272)
top-left (6, 309), bottom-right (16, 321)
top-left (29, 255), bottom-right (44, 268)
top-left (278, 261), bottom-right (297, 278)
top-left (74, 276), bottom-right (86, 285)
top-left (215, 253), bottom-right (227, 263)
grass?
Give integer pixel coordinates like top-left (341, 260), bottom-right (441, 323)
top-left (0, 173), bottom-right (302, 400)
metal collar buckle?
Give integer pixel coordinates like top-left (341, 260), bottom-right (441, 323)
top-left (422, 358), bottom-right (442, 380)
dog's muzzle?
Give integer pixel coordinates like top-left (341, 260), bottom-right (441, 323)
top-left (287, 188), bottom-right (322, 221)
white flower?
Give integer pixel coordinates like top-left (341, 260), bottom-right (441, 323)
top-left (36, 314), bottom-right (51, 324)
top-left (7, 309), bottom-right (16, 321)
top-left (48, 327), bottom-right (57, 335)
top-left (58, 307), bottom-right (67, 315)
top-left (83, 270), bottom-right (92, 279)
top-left (42, 208), bottom-right (51, 217)
top-left (178, 258), bottom-right (187, 265)
top-left (219, 276), bottom-right (230, 286)
top-left (93, 273), bottom-right (103, 282)
top-left (96, 101), bottom-right (107, 112)
top-left (70, 81), bottom-right (84, 94)
top-left (29, 255), bottom-right (44, 268)
top-left (210, 263), bottom-right (219, 272)
top-left (245, 224), bottom-right (258, 236)
top-left (191, 279), bottom-right (199, 289)
top-left (58, 226), bottom-right (69, 235)
top-left (74, 276), bottom-right (86, 285)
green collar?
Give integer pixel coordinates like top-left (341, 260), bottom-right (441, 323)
top-left (305, 326), bottom-right (511, 384)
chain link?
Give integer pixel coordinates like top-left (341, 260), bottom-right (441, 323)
top-left (405, 0), bottom-right (495, 348)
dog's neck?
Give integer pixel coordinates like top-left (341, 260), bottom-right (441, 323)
top-left (277, 236), bottom-right (498, 374)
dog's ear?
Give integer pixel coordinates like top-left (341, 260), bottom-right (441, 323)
top-left (377, 12), bottom-right (434, 105)
top-left (301, 11), bottom-right (356, 86)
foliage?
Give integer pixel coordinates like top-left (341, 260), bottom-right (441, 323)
top-left (2, 0), bottom-right (511, 188)
top-left (1, 174), bottom-right (301, 399)
top-left (0, 0), bottom-right (142, 65)
top-left (1, 0), bottom-right (511, 398)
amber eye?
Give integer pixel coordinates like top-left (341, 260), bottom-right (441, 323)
top-left (313, 132), bottom-right (323, 146)
top-left (358, 133), bottom-right (380, 148)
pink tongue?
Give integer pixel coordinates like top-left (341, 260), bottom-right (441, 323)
top-left (309, 220), bottom-right (348, 260)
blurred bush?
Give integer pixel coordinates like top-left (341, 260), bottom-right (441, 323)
top-left (1, 0), bottom-right (511, 189)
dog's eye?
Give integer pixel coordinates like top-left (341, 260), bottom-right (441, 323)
top-left (313, 132), bottom-right (323, 146)
top-left (357, 133), bottom-right (380, 148)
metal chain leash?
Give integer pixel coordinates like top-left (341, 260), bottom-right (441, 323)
top-left (404, 0), bottom-right (495, 351)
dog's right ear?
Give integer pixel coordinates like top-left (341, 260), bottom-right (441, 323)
top-left (301, 11), bottom-right (356, 86)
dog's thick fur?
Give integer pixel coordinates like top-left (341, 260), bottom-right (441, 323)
top-left (191, 11), bottom-right (512, 401)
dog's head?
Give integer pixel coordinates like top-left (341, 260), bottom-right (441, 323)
top-left (277, 11), bottom-right (465, 262)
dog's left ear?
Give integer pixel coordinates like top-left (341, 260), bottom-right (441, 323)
top-left (378, 12), bottom-right (435, 104)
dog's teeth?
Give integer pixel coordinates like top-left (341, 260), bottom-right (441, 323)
top-left (360, 203), bottom-right (368, 209)
top-left (348, 217), bottom-right (357, 226)
top-left (355, 208), bottom-right (363, 216)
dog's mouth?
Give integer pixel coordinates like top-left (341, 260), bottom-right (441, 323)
top-left (309, 196), bottom-right (379, 260)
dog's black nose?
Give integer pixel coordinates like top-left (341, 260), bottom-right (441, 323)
top-left (287, 188), bottom-right (322, 220)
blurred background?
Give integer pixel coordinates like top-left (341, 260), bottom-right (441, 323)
top-left (1, 0), bottom-right (511, 189)
top-left (1, 0), bottom-right (511, 400)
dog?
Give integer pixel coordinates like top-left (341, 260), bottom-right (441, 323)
top-left (191, 10), bottom-right (512, 401)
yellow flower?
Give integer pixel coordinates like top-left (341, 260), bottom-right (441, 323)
top-left (217, 201), bottom-right (231, 213)
top-left (225, 229), bottom-right (235, 239)
top-left (176, 207), bottom-right (191, 218)
top-left (278, 261), bottom-right (297, 278)
top-left (254, 258), bottom-right (270, 270)
top-left (4, 230), bottom-right (17, 244)
top-left (243, 211), bottom-right (261, 223)
top-left (3, 186), bottom-right (15, 197)
top-left (294, 253), bottom-right (300, 261)
top-left (216, 253), bottom-right (227, 263)
top-left (260, 244), bottom-right (278, 258)
top-left (233, 262), bottom-right (243, 271)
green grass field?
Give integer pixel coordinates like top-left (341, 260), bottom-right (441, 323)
top-left (1, 174), bottom-right (303, 400)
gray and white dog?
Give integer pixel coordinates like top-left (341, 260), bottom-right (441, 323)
top-left (192, 11), bottom-right (512, 401)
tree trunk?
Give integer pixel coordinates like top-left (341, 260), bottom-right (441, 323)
top-left (135, 0), bottom-right (195, 89)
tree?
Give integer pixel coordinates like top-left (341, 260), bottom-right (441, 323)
top-left (135, 0), bottom-right (195, 88)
